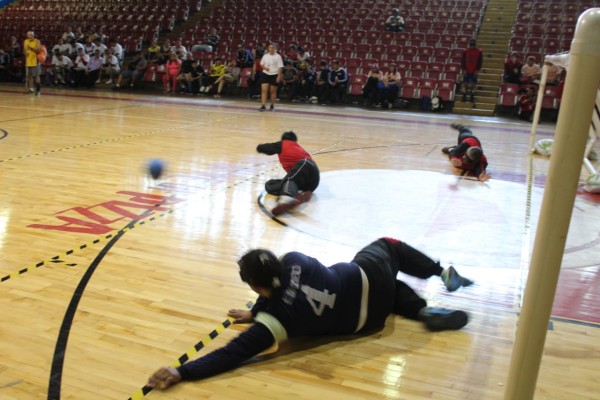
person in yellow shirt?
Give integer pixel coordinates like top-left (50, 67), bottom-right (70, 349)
top-left (24, 31), bottom-right (42, 95)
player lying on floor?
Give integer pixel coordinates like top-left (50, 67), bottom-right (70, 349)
top-left (148, 237), bottom-right (474, 389)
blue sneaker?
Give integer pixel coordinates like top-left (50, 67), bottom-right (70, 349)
top-left (418, 307), bottom-right (469, 331)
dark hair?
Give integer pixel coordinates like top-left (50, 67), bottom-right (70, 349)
top-left (465, 146), bottom-right (483, 162)
top-left (281, 131), bottom-right (297, 141)
top-left (238, 249), bottom-right (283, 288)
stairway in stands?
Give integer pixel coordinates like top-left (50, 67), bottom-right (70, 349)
top-left (453, 0), bottom-right (519, 116)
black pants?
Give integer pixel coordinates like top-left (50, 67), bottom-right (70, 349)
top-left (265, 159), bottom-right (320, 197)
top-left (351, 238), bottom-right (444, 331)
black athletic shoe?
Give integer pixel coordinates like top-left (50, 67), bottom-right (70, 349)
top-left (441, 146), bottom-right (454, 155)
top-left (418, 307), bottom-right (469, 331)
top-left (259, 105), bottom-right (266, 111)
top-left (450, 122), bottom-right (465, 131)
top-left (441, 266), bottom-right (474, 292)
top-left (269, 104), bottom-right (274, 111)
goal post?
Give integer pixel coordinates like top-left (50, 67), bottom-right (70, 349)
top-left (504, 8), bottom-right (600, 400)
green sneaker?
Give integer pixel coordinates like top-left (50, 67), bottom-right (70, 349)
top-left (441, 266), bottom-right (474, 292)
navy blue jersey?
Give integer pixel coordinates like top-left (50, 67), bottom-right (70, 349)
top-left (177, 251), bottom-right (366, 381)
top-left (254, 252), bottom-right (364, 339)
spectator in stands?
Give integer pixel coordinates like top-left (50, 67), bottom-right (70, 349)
top-left (186, 60), bottom-right (206, 95)
top-left (296, 46), bottom-right (311, 65)
top-left (322, 60), bottom-right (348, 105)
top-left (259, 44), bottom-right (284, 111)
top-left (74, 27), bottom-right (86, 43)
top-left (52, 38), bottom-right (72, 57)
top-left (0, 48), bottom-right (12, 81)
top-left (24, 31), bottom-right (42, 96)
top-left (96, 26), bottom-right (107, 43)
top-left (69, 39), bottom-right (85, 59)
top-left (98, 48), bottom-right (120, 84)
top-left (253, 42), bottom-right (266, 60)
top-left (71, 47), bottom-right (90, 87)
top-left (200, 57), bottom-right (226, 95)
top-left (49, 48), bottom-right (72, 85)
top-left (385, 8), bottom-right (405, 32)
top-left (114, 52), bottom-right (147, 89)
top-left (157, 39), bottom-right (172, 65)
top-left (461, 38), bottom-right (482, 103)
top-left (176, 52), bottom-right (196, 92)
top-left (296, 60), bottom-right (315, 102)
top-left (362, 64), bottom-right (383, 107)
top-left (380, 63), bottom-right (402, 109)
top-left (8, 36), bottom-right (22, 61)
top-left (213, 59), bottom-right (240, 98)
top-left (279, 61), bottom-right (299, 100)
top-left (248, 56), bottom-right (264, 99)
top-left (520, 56), bottom-right (541, 85)
top-left (93, 38), bottom-right (107, 57)
top-left (236, 46), bottom-right (254, 69)
top-left (503, 52), bottom-right (522, 84)
top-left (285, 45), bottom-right (299, 66)
top-left (162, 53), bottom-right (182, 93)
top-left (61, 27), bottom-right (75, 43)
top-left (545, 61), bottom-right (562, 86)
top-left (311, 60), bottom-right (330, 104)
top-left (170, 39), bottom-right (187, 60)
top-left (84, 37), bottom-right (95, 55)
top-left (86, 48), bottom-right (104, 87)
top-left (517, 87), bottom-right (535, 122)
top-left (191, 29), bottom-right (220, 53)
top-left (109, 40), bottom-right (124, 65)
top-left (147, 39), bottom-right (161, 62)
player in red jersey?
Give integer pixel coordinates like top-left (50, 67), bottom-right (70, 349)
top-left (442, 123), bottom-right (491, 182)
top-left (256, 131), bottom-right (320, 215)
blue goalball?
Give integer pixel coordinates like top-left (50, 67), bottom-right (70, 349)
top-left (148, 158), bottom-right (164, 179)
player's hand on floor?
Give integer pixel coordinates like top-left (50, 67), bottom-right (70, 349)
top-left (451, 158), bottom-right (462, 168)
top-left (228, 309), bottom-right (254, 323)
top-left (147, 366), bottom-right (181, 390)
top-left (478, 172), bottom-right (492, 182)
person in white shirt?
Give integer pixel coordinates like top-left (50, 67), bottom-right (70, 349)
top-left (93, 38), bottom-right (107, 56)
top-left (71, 48), bottom-right (90, 87)
top-left (70, 40), bottom-right (85, 58)
top-left (49, 49), bottom-right (73, 84)
top-left (259, 43), bottom-right (283, 111)
top-left (170, 39), bottom-right (187, 59)
top-left (109, 40), bottom-right (123, 64)
top-left (98, 48), bottom-right (120, 84)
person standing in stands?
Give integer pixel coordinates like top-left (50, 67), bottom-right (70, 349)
top-left (461, 38), bottom-right (482, 103)
top-left (24, 31), bottom-right (42, 96)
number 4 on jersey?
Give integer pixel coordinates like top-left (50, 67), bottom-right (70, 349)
top-left (301, 285), bottom-right (336, 316)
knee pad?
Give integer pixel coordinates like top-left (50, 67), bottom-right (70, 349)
top-left (281, 180), bottom-right (298, 198)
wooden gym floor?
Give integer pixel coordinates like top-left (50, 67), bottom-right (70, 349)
top-left (0, 86), bottom-right (598, 400)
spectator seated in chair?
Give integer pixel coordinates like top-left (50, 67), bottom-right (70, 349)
top-left (114, 52), bottom-right (148, 89)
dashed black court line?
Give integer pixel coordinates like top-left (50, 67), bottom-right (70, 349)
top-left (127, 302), bottom-right (253, 400)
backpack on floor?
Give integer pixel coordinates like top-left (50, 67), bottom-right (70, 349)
top-left (431, 96), bottom-right (444, 111)
top-left (420, 96), bottom-right (431, 111)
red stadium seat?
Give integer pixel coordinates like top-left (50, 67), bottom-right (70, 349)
top-left (498, 83), bottom-right (519, 106)
top-left (542, 86), bottom-right (559, 109)
top-left (401, 76), bottom-right (418, 99)
top-left (436, 79), bottom-right (456, 102)
top-left (348, 74), bottom-right (366, 96)
top-left (417, 78), bottom-right (437, 98)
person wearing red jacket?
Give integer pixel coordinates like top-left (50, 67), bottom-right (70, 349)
top-left (442, 123), bottom-right (491, 182)
top-left (256, 131), bottom-right (320, 215)
top-left (461, 38), bottom-right (483, 103)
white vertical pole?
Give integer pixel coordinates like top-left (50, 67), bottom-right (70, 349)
top-left (503, 8), bottom-right (600, 400)
top-left (528, 64), bottom-right (548, 153)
